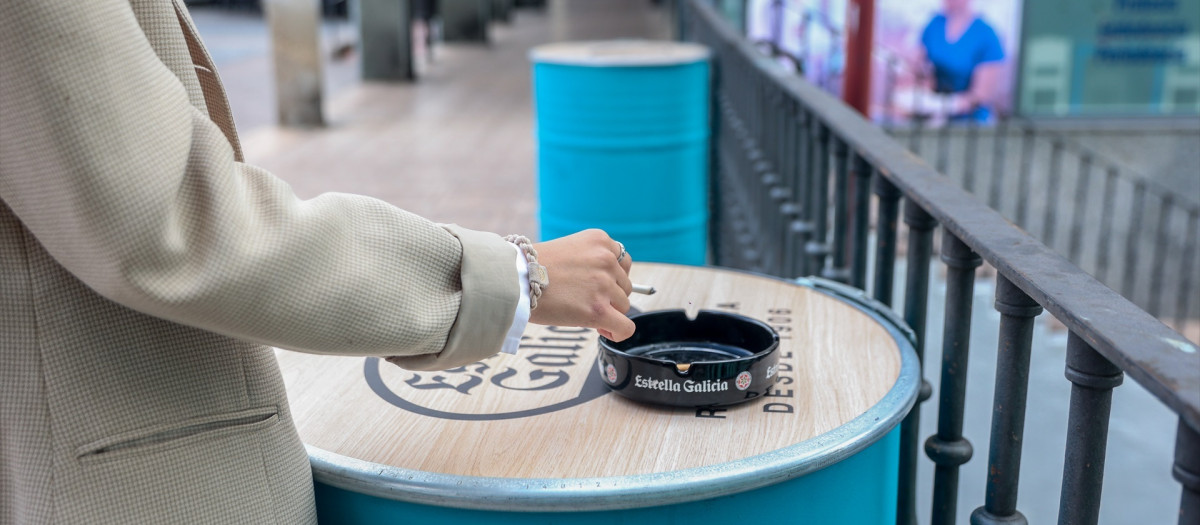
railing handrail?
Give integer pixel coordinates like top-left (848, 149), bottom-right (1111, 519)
top-left (884, 117), bottom-right (1200, 213)
top-left (693, 0), bottom-right (1200, 430)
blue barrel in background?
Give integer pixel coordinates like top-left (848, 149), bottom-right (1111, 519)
top-left (531, 41), bottom-right (711, 265)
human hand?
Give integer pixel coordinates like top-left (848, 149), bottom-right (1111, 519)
top-left (530, 229), bottom-right (635, 341)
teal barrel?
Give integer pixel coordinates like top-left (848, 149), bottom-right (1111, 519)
top-left (289, 267), bottom-right (920, 524)
top-left (531, 41), bottom-right (711, 265)
top-left (313, 430), bottom-right (899, 524)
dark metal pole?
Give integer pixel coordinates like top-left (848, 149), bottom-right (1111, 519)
top-left (1149, 195), bottom-right (1172, 318)
top-left (963, 120), bottom-right (979, 193)
top-left (988, 117), bottom-right (1008, 210)
top-left (898, 200), bottom-right (937, 525)
top-left (1096, 167), bottom-right (1118, 283)
top-left (1016, 127), bottom-right (1035, 229)
top-left (910, 115), bottom-right (925, 155)
top-left (1043, 140), bottom-right (1064, 248)
top-left (1176, 210), bottom-right (1199, 330)
top-left (936, 115), bottom-right (951, 175)
top-left (1176, 419), bottom-right (1200, 525)
top-left (1123, 181), bottom-right (1146, 300)
top-left (1058, 332), bottom-right (1123, 525)
top-left (872, 176), bottom-right (901, 307)
top-left (824, 138), bottom-right (851, 282)
top-left (787, 109), bottom-right (814, 278)
top-left (1068, 155), bottom-right (1092, 264)
top-left (884, 59), bottom-right (897, 128)
top-left (927, 231), bottom-right (981, 525)
top-left (806, 124), bottom-right (832, 274)
top-left (708, 45), bottom-right (725, 266)
top-left (851, 157), bottom-right (873, 289)
top-left (971, 275), bottom-right (1042, 525)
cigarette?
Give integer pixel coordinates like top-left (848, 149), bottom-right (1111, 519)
top-left (632, 283), bottom-right (656, 295)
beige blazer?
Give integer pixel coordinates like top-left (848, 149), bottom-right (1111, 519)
top-left (0, 1), bottom-right (520, 522)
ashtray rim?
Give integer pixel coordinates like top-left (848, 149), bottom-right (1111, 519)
top-left (598, 309), bottom-right (780, 368)
top-left (596, 309), bottom-right (782, 408)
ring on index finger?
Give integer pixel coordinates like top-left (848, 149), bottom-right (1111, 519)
top-left (616, 242), bottom-right (627, 263)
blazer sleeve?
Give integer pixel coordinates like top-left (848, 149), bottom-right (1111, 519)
top-left (0, 0), bottom-right (518, 370)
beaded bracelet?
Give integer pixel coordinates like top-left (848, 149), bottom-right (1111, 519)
top-left (504, 234), bottom-right (548, 309)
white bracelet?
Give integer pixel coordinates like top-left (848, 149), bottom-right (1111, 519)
top-left (504, 234), bottom-right (548, 309)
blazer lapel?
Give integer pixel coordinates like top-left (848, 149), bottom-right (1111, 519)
top-left (128, 0), bottom-right (209, 114)
top-left (171, 0), bottom-right (245, 162)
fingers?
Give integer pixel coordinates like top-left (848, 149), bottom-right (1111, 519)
top-left (609, 281), bottom-right (631, 313)
top-left (528, 229), bottom-right (637, 341)
top-left (596, 230), bottom-right (632, 274)
top-left (596, 304), bottom-right (636, 341)
top-left (611, 240), bottom-right (624, 259)
top-left (615, 265), bottom-right (632, 296)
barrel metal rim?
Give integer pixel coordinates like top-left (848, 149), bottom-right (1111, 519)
top-left (308, 270), bottom-right (920, 512)
top-left (530, 39), bottom-right (710, 67)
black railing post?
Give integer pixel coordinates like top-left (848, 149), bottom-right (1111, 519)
top-left (898, 200), bottom-right (937, 525)
top-left (806, 123), bottom-right (832, 275)
top-left (1096, 167), bottom-right (1119, 283)
top-left (1016, 127), bottom-right (1035, 228)
top-left (1149, 194), bottom-right (1171, 317)
top-left (850, 156), bottom-right (873, 289)
top-left (1177, 210), bottom-right (1199, 330)
top-left (786, 108), bottom-right (814, 278)
top-left (1068, 154), bottom-right (1092, 264)
top-left (909, 114), bottom-right (925, 154)
top-left (823, 137), bottom-right (851, 283)
top-left (872, 176), bottom-right (901, 307)
top-left (1123, 181), bottom-right (1146, 300)
top-left (936, 114), bottom-right (951, 175)
top-left (971, 275), bottom-right (1042, 525)
top-left (1043, 140), bottom-right (1064, 248)
top-left (988, 118), bottom-right (1008, 210)
top-left (709, 86), bottom-right (725, 265)
top-left (927, 231), bottom-right (981, 525)
top-left (963, 120), bottom-right (979, 192)
top-left (1176, 420), bottom-right (1200, 525)
top-left (1058, 332), bottom-right (1123, 525)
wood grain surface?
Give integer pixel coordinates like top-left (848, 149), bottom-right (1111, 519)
top-left (276, 263), bottom-right (902, 479)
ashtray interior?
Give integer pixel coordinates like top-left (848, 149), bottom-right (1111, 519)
top-left (606, 310), bottom-right (776, 362)
top-left (625, 342), bottom-right (754, 362)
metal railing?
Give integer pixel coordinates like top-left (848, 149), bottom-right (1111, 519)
top-left (885, 112), bottom-right (1200, 332)
top-left (682, 1), bottom-right (1200, 523)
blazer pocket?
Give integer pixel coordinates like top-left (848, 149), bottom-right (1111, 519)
top-left (75, 406), bottom-right (279, 464)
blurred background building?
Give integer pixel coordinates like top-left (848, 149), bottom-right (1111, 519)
top-left (736, 0), bottom-right (1199, 334)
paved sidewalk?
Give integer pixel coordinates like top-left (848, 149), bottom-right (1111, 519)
top-left (191, 1), bottom-right (671, 238)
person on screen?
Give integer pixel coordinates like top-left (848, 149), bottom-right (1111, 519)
top-left (919, 0), bottom-right (1006, 122)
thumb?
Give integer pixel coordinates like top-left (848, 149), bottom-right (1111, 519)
top-left (596, 307), bottom-right (636, 342)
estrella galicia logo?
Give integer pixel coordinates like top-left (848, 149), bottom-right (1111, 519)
top-left (365, 326), bottom-right (613, 421)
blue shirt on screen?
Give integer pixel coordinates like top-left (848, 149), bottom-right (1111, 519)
top-left (921, 14), bottom-right (1005, 95)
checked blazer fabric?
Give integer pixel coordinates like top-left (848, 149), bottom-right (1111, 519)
top-left (0, 0), bottom-right (521, 523)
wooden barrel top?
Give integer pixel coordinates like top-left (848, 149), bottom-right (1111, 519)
top-left (277, 263), bottom-right (906, 480)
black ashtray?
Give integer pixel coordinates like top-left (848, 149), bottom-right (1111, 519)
top-left (597, 310), bottom-right (781, 407)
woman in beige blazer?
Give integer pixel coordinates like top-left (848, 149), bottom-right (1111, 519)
top-left (0, 1), bottom-right (635, 522)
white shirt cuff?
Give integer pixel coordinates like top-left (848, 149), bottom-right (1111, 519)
top-left (501, 243), bottom-right (532, 354)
